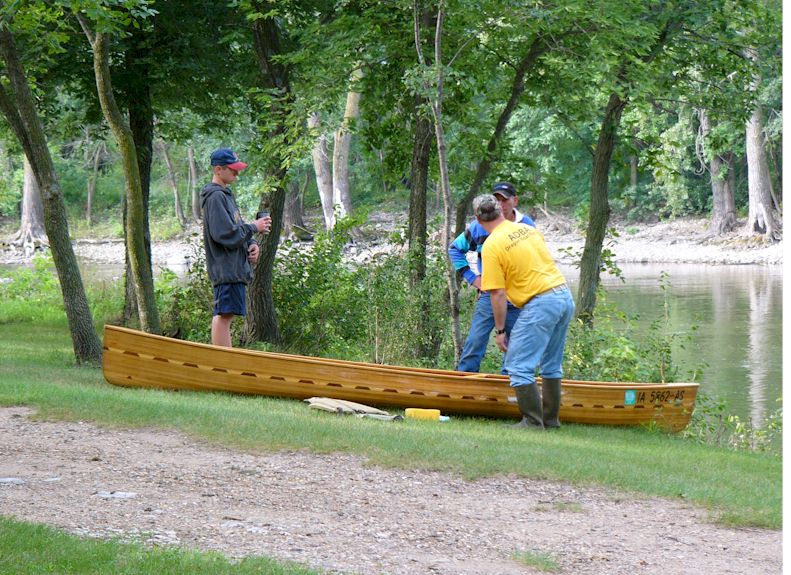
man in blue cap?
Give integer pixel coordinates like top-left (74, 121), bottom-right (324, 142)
top-left (201, 148), bottom-right (272, 347)
top-left (448, 182), bottom-right (536, 373)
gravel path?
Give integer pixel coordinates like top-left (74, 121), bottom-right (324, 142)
top-left (0, 407), bottom-right (781, 575)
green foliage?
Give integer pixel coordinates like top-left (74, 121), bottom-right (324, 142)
top-left (683, 395), bottom-right (782, 455)
top-left (0, 253), bottom-right (64, 322)
top-left (512, 549), bottom-right (560, 572)
top-left (0, 251), bottom-right (123, 327)
top-left (0, 164), bottom-right (22, 217)
top-left (271, 214), bottom-right (451, 364)
top-left (272, 215), bottom-right (368, 356)
top-left (158, 234), bottom-right (213, 342)
top-left (564, 276), bottom-right (701, 384)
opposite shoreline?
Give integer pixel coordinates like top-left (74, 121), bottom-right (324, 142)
top-left (0, 213), bottom-right (783, 267)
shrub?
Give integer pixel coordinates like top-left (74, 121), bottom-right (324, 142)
top-left (682, 394), bottom-right (782, 455)
top-left (157, 233), bottom-right (213, 342)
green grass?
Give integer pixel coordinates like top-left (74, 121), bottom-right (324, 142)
top-left (512, 549), bottom-right (560, 571)
top-left (0, 319), bottom-right (782, 532)
top-left (0, 516), bottom-right (323, 575)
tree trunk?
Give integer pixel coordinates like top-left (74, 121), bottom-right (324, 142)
top-left (415, 2), bottom-right (460, 361)
top-left (11, 156), bottom-right (47, 252)
top-left (408, 100), bottom-right (434, 359)
top-left (408, 103), bottom-right (432, 289)
top-left (699, 109), bottom-right (737, 235)
top-left (745, 104), bottom-right (781, 240)
top-left (157, 139), bottom-right (186, 226)
top-left (123, 25), bottom-right (156, 327)
top-left (85, 141), bottom-right (104, 227)
top-left (332, 67), bottom-right (363, 224)
top-left (0, 27), bottom-right (102, 365)
top-left (576, 92), bottom-right (626, 325)
top-left (244, 4), bottom-right (292, 344)
top-left (283, 170), bottom-right (310, 240)
top-left (308, 112), bottom-right (334, 230)
top-left (188, 146), bottom-right (201, 221)
top-left (79, 19), bottom-right (161, 334)
top-left (454, 36), bottom-right (549, 237)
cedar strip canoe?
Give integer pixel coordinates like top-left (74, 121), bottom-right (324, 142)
top-left (102, 325), bottom-right (698, 431)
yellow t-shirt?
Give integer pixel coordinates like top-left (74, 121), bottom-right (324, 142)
top-left (480, 220), bottom-right (566, 308)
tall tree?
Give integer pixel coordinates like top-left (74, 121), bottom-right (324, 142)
top-left (745, 101), bottom-right (780, 240)
top-left (156, 139), bottom-right (187, 226)
top-left (308, 112), bottom-right (334, 230)
top-left (187, 146), bottom-right (201, 222)
top-left (0, 24), bottom-right (102, 364)
top-left (698, 109), bottom-right (737, 234)
top-left (575, 13), bottom-right (685, 324)
top-left (331, 67), bottom-right (364, 223)
top-left (77, 13), bottom-right (161, 334)
top-left (243, 0), bottom-right (294, 345)
top-left (10, 156), bottom-right (46, 252)
top-left (414, 1), bottom-right (461, 361)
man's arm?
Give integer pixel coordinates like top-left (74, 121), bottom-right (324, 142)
top-left (204, 194), bottom-right (256, 249)
top-left (448, 227), bottom-right (479, 286)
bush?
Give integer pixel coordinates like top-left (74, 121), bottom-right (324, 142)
top-left (682, 394), bottom-right (782, 455)
top-left (563, 274), bottom-right (702, 383)
top-left (157, 233), bottom-right (213, 342)
top-left (0, 254), bottom-right (64, 323)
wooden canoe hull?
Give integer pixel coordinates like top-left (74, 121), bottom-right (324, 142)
top-left (102, 325), bottom-right (698, 431)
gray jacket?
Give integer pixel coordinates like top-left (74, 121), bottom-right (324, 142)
top-left (200, 183), bottom-right (258, 286)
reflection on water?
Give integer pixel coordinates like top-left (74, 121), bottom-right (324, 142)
top-left (559, 263), bottom-right (783, 423)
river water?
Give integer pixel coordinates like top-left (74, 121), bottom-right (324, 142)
top-left (1, 258), bottom-right (782, 422)
top-left (559, 263), bottom-right (783, 424)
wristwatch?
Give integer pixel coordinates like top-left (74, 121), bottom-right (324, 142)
top-left (494, 328), bottom-right (506, 335)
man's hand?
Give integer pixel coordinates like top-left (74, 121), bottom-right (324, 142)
top-left (495, 332), bottom-right (508, 352)
top-left (253, 215), bottom-right (272, 234)
top-left (471, 276), bottom-right (482, 290)
top-left (247, 243), bottom-right (260, 264)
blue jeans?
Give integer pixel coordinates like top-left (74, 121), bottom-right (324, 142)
top-left (504, 286), bottom-right (575, 387)
top-left (457, 291), bottom-right (521, 373)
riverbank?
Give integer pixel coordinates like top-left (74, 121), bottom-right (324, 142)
top-left (0, 212), bottom-right (783, 267)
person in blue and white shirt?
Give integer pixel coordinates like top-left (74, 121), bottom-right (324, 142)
top-left (448, 182), bottom-right (536, 373)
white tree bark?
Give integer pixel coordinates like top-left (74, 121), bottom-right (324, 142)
top-left (187, 146), bottom-right (201, 222)
top-left (157, 139), bottom-right (186, 226)
top-left (308, 112), bottom-right (334, 230)
top-left (11, 156), bottom-right (47, 252)
top-left (745, 104), bottom-right (780, 240)
top-left (332, 66), bottom-right (363, 224)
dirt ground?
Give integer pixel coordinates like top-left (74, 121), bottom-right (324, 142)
top-left (0, 407), bottom-right (781, 575)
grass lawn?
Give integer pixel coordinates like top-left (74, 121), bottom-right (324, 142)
top-left (0, 319), bottom-right (781, 532)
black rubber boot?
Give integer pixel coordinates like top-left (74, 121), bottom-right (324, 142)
top-left (541, 378), bottom-right (562, 429)
top-left (512, 384), bottom-right (544, 429)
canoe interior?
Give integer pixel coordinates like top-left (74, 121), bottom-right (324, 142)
top-left (102, 325), bottom-right (698, 431)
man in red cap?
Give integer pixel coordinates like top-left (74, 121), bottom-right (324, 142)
top-left (201, 148), bottom-right (271, 347)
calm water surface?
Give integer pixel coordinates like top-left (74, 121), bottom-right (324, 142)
top-left (559, 263), bottom-right (782, 423)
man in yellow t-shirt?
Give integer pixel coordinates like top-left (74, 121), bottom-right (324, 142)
top-left (475, 194), bottom-right (575, 429)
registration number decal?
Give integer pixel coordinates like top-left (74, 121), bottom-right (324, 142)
top-left (626, 389), bottom-right (686, 405)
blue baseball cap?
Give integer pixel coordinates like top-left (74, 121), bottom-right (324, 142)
top-left (210, 148), bottom-right (248, 171)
